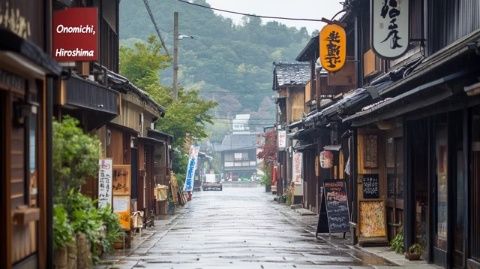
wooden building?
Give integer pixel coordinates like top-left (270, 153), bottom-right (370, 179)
top-left (288, 0), bottom-right (480, 268)
top-left (216, 133), bottom-right (258, 181)
top-left (272, 62), bottom-right (310, 197)
top-left (0, 1), bottom-right (62, 268)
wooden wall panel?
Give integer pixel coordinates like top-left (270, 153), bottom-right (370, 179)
top-left (11, 125), bottom-right (24, 210)
top-left (109, 128), bottom-right (124, 165)
top-left (288, 87), bottom-right (305, 123)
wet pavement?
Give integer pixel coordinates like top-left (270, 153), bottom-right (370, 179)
top-left (100, 186), bottom-right (397, 269)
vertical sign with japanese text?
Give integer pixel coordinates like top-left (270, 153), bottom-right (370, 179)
top-left (277, 130), bottom-right (287, 150)
top-left (292, 152), bottom-right (303, 184)
top-left (372, 0), bottom-right (409, 59)
top-left (320, 24), bottom-right (346, 72)
top-left (98, 159), bottom-right (113, 208)
top-left (183, 145), bottom-right (200, 192)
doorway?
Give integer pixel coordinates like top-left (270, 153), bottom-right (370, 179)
top-left (409, 120), bottom-right (429, 253)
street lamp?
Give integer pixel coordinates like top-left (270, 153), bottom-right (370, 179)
top-left (173, 12), bottom-right (194, 100)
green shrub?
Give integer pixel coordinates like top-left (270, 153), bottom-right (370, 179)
top-left (65, 191), bottom-right (122, 256)
top-left (53, 116), bottom-right (100, 201)
top-left (390, 231), bottom-right (405, 254)
top-left (53, 204), bottom-right (74, 249)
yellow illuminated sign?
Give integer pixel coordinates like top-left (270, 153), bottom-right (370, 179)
top-left (319, 24), bottom-right (346, 72)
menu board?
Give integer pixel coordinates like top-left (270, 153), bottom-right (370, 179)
top-left (323, 180), bottom-right (350, 233)
top-left (358, 199), bottom-right (387, 243)
top-left (362, 174), bottom-right (379, 199)
top-left (98, 159), bottom-right (113, 208)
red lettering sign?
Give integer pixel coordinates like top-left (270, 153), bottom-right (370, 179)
top-left (52, 8), bottom-right (98, 62)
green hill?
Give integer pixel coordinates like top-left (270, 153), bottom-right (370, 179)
top-left (119, 0), bottom-right (311, 118)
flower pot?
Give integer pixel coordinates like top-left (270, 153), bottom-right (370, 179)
top-left (405, 252), bottom-right (421, 260)
top-left (265, 185), bottom-right (271, 192)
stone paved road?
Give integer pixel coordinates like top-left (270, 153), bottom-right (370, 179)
top-left (104, 186), bottom-right (396, 269)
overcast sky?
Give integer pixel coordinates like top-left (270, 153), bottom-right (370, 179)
top-left (205, 0), bottom-right (344, 34)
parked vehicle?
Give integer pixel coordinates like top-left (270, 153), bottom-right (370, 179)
top-left (202, 174), bottom-right (222, 191)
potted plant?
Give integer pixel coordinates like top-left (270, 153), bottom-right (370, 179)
top-left (405, 243), bottom-right (423, 260)
top-left (390, 232), bottom-right (404, 254)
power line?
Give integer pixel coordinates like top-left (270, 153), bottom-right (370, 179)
top-left (175, 0), bottom-right (328, 22)
top-left (143, 0), bottom-right (171, 56)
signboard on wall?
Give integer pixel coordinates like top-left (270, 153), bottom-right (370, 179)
top-left (113, 165), bottom-right (131, 231)
top-left (113, 165), bottom-right (131, 195)
top-left (319, 23), bottom-right (346, 72)
top-left (371, 0), bottom-right (409, 59)
top-left (98, 159), bottom-right (113, 208)
top-left (358, 199), bottom-right (388, 245)
top-left (277, 130), bottom-right (287, 150)
top-left (52, 8), bottom-right (98, 61)
top-left (292, 152), bottom-right (303, 196)
top-left (362, 174), bottom-right (380, 199)
top-left (292, 152), bottom-right (303, 184)
top-left (113, 196), bottom-right (131, 230)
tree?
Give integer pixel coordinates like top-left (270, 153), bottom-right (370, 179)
top-left (53, 116), bottom-right (100, 200)
top-left (119, 36), bottom-right (217, 177)
top-left (257, 129), bottom-right (277, 165)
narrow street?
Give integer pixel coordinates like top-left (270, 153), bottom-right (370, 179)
top-left (104, 185), bottom-right (394, 269)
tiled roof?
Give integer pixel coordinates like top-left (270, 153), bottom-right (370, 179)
top-left (215, 133), bottom-right (257, 151)
top-left (273, 62), bottom-right (310, 90)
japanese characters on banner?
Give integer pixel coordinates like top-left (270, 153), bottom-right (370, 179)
top-left (292, 152), bottom-right (303, 184)
top-left (98, 159), bottom-right (113, 209)
top-left (52, 8), bottom-right (98, 61)
top-left (183, 145), bottom-right (200, 192)
top-left (319, 23), bottom-right (346, 72)
top-left (372, 0), bottom-right (409, 59)
top-left (277, 130), bottom-right (287, 150)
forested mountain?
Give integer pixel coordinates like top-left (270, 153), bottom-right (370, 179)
top-left (120, 0), bottom-right (311, 119)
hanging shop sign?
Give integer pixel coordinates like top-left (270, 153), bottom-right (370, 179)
top-left (371, 0), bottom-right (409, 59)
top-left (98, 159), bottom-right (113, 209)
top-left (319, 150), bottom-right (333, 169)
top-left (277, 130), bottom-right (287, 150)
top-left (52, 7), bottom-right (98, 61)
top-left (319, 23), bottom-right (346, 72)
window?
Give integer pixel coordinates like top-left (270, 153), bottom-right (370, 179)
top-left (435, 121), bottom-right (448, 250)
top-left (234, 153), bottom-right (243, 160)
top-left (386, 137), bottom-right (403, 200)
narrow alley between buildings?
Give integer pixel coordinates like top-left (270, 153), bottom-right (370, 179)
top-left (98, 186), bottom-right (401, 269)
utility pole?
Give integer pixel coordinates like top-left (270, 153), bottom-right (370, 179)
top-left (173, 12), bottom-right (179, 100)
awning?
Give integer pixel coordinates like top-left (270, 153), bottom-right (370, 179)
top-left (138, 136), bottom-right (164, 145)
top-left (293, 141), bottom-right (316, 151)
top-left (378, 28), bottom-right (480, 97)
top-left (148, 129), bottom-right (173, 141)
top-left (288, 120), bottom-right (303, 129)
top-left (0, 28), bottom-right (61, 75)
top-left (344, 69), bottom-right (470, 127)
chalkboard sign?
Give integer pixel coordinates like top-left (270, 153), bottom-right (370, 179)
top-left (323, 180), bottom-right (350, 233)
top-left (362, 174), bottom-right (379, 199)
